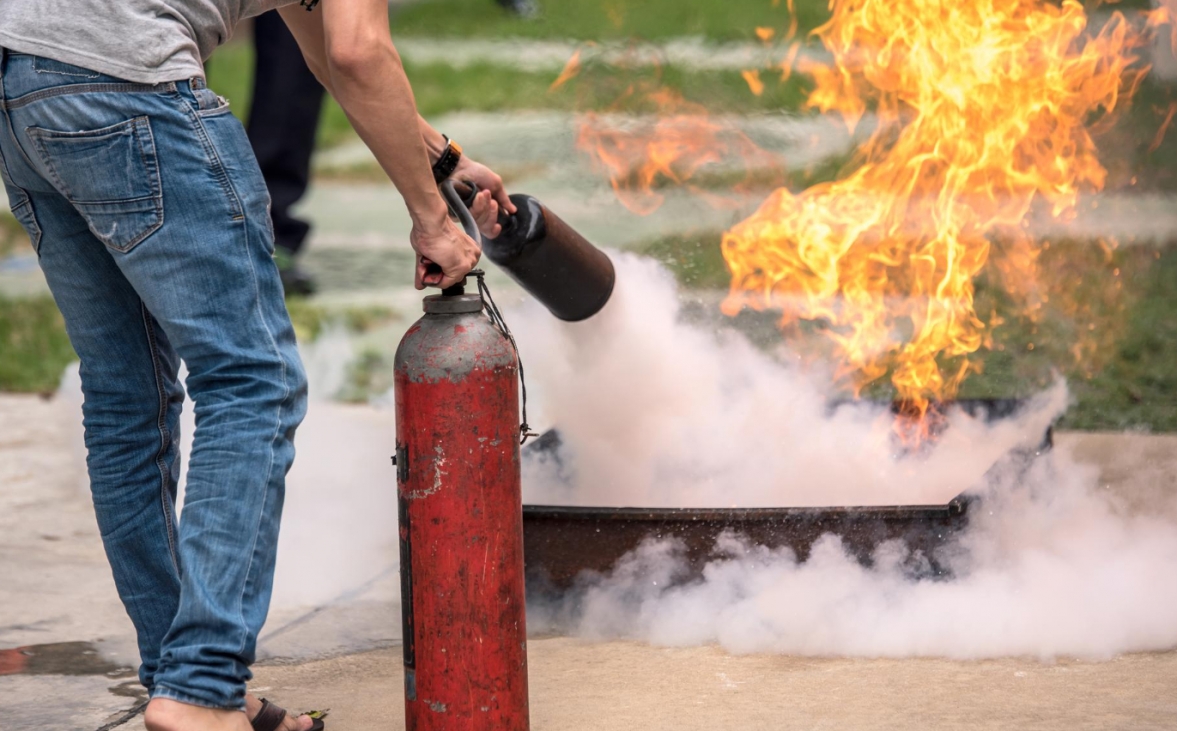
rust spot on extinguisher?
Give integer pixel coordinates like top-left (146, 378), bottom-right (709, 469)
top-left (403, 445), bottom-right (447, 500)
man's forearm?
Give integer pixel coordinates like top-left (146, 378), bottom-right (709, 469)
top-left (279, 4), bottom-right (446, 229)
top-left (418, 116), bottom-right (447, 162)
top-left (329, 52), bottom-right (446, 228)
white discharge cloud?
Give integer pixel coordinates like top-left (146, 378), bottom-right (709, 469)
top-left (516, 254), bottom-right (1061, 508)
top-left (56, 254), bottom-right (1177, 661)
top-left (514, 254), bottom-right (1177, 659)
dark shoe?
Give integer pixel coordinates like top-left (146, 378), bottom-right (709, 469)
top-left (251, 697), bottom-right (327, 731)
top-left (274, 247), bottom-right (317, 297)
top-left (498, 0), bottom-right (539, 17)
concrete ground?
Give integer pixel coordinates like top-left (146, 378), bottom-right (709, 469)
top-left (3, 79), bottom-right (1176, 731)
top-left (131, 643), bottom-right (1177, 731)
top-left (3, 392), bottom-right (1176, 731)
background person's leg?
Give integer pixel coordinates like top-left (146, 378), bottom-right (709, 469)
top-left (248, 10), bottom-right (325, 296)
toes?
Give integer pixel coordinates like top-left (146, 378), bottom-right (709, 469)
top-left (285, 714), bottom-right (314, 731)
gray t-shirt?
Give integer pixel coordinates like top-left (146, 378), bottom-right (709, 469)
top-left (0, 0), bottom-right (300, 84)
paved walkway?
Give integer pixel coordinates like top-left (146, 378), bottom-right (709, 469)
top-left (2, 392), bottom-right (1175, 730)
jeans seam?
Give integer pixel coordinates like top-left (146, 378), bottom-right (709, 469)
top-left (231, 191), bottom-right (290, 659)
top-left (141, 303), bottom-right (181, 576)
top-left (171, 92), bottom-right (245, 221)
top-left (0, 81), bottom-right (178, 111)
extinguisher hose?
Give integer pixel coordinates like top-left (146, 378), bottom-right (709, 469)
top-left (441, 180), bottom-right (537, 445)
top-left (473, 270), bottom-right (537, 445)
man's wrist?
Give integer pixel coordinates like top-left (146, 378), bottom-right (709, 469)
top-left (410, 196), bottom-right (451, 234)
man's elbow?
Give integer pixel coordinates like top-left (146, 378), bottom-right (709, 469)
top-left (326, 36), bottom-right (401, 84)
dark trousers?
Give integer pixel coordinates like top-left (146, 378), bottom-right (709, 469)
top-left (247, 11), bottom-right (325, 256)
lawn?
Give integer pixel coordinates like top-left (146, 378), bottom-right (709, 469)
top-left (0, 296), bottom-right (76, 395)
top-left (204, 42), bottom-right (813, 146)
top-left (644, 230), bottom-right (1177, 432)
top-left (204, 0), bottom-right (839, 147)
top-left (389, 0), bottom-right (831, 42)
top-left (0, 211), bottom-right (29, 260)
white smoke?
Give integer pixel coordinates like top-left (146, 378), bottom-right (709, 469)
top-left (513, 254), bottom-right (1177, 659)
top-left (515, 254), bottom-right (1063, 508)
top-left (53, 253), bottom-right (1177, 660)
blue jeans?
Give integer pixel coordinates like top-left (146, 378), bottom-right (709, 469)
top-left (0, 50), bottom-right (308, 710)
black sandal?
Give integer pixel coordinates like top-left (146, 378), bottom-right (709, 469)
top-left (250, 697), bottom-right (327, 731)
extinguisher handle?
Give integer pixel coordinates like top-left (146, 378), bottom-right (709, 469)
top-left (440, 179), bottom-right (483, 247)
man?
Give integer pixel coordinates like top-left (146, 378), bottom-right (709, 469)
top-left (0, 1), bottom-right (514, 730)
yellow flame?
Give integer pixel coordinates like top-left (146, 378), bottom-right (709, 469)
top-left (741, 69), bottom-right (766, 96)
top-left (567, 0), bottom-right (1169, 441)
top-left (720, 0), bottom-right (1154, 438)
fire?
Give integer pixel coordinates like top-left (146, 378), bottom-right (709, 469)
top-left (564, 0), bottom-right (1168, 441)
top-left (575, 85), bottom-right (776, 216)
top-left (720, 0), bottom-right (1157, 438)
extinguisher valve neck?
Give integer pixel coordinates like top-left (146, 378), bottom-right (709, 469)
top-left (423, 293), bottom-right (483, 314)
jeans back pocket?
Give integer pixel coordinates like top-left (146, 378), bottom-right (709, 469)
top-left (27, 116), bottom-right (163, 253)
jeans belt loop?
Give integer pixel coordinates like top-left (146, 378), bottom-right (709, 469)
top-left (190, 76), bottom-right (206, 91)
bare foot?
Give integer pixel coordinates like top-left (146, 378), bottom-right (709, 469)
top-left (245, 693), bottom-right (315, 731)
top-left (144, 698), bottom-right (251, 731)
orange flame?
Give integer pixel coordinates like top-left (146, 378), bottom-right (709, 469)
top-left (1149, 101), bottom-right (1177, 153)
top-left (549, 48), bottom-right (584, 92)
top-left (720, 0), bottom-right (1155, 439)
top-left (576, 85), bottom-right (778, 215)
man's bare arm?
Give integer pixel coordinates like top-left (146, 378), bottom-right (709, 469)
top-left (278, 0), bottom-right (476, 289)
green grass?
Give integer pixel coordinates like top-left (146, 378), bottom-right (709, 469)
top-left (1108, 77), bottom-right (1177, 192)
top-left (0, 211), bottom-right (31, 259)
top-left (642, 231), bottom-right (1177, 432)
top-left (204, 41), bottom-right (355, 149)
top-left (0, 296), bottom-right (77, 394)
top-left (1059, 247), bottom-right (1177, 430)
top-left (409, 60), bottom-right (811, 116)
top-left (206, 40), bottom-right (814, 151)
top-left (337, 348), bottom-right (396, 404)
top-left (284, 298), bottom-right (397, 343)
top-left (391, 0), bottom-right (830, 42)
top-left (0, 293), bottom-right (393, 393)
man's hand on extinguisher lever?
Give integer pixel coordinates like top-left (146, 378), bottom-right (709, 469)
top-left (453, 156), bottom-right (517, 239)
top-left (410, 211), bottom-right (481, 291)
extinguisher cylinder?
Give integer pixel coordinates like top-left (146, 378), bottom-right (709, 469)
top-left (394, 291), bottom-right (530, 731)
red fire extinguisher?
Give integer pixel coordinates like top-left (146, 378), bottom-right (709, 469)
top-left (393, 177), bottom-right (615, 729)
top-left (395, 259), bottom-right (530, 728)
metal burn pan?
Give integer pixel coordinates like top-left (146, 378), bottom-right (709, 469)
top-left (521, 398), bottom-right (1051, 590)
